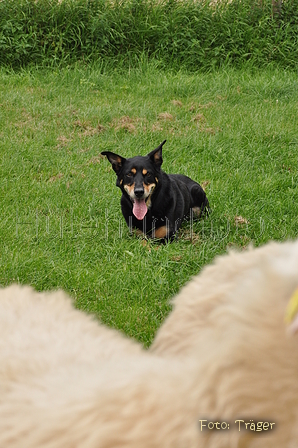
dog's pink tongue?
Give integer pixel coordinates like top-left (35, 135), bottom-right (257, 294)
top-left (133, 199), bottom-right (147, 220)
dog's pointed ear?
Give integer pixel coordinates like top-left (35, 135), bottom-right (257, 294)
top-left (147, 140), bottom-right (166, 168)
top-left (101, 151), bottom-right (126, 174)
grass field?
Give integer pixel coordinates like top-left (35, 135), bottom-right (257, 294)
top-left (1, 62), bottom-right (298, 346)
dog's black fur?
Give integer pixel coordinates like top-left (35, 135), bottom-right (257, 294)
top-left (101, 140), bottom-right (209, 241)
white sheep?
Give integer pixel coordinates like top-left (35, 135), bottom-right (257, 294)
top-left (1, 240), bottom-right (298, 447)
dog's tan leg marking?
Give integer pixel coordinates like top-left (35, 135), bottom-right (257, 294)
top-left (154, 226), bottom-right (168, 239)
top-left (192, 206), bottom-right (201, 218)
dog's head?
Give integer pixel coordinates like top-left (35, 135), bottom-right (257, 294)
top-left (101, 140), bottom-right (166, 220)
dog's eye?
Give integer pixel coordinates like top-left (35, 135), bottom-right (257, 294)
top-left (126, 172), bottom-right (133, 177)
top-left (145, 172), bottom-right (151, 177)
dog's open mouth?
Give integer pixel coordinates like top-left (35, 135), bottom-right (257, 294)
top-left (132, 185), bottom-right (156, 220)
top-left (133, 198), bottom-right (148, 221)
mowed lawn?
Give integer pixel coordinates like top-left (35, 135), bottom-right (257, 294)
top-left (1, 63), bottom-right (298, 346)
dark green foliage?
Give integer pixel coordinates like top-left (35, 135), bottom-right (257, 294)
top-left (0, 0), bottom-right (298, 70)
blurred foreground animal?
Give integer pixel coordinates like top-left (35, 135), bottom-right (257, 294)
top-left (1, 240), bottom-right (298, 447)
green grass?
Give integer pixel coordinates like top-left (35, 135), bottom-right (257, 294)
top-left (1, 62), bottom-right (298, 346)
top-left (1, 0), bottom-right (298, 70)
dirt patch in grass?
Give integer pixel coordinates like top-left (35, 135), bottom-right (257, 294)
top-left (74, 120), bottom-right (105, 137)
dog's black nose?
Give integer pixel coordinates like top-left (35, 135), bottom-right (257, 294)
top-left (134, 187), bottom-right (144, 198)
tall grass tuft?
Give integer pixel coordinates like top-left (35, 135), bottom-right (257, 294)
top-left (0, 0), bottom-right (298, 70)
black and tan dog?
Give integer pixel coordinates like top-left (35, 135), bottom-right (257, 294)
top-left (101, 140), bottom-right (209, 241)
